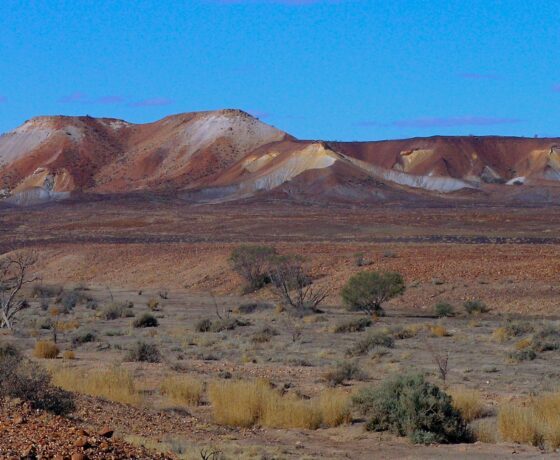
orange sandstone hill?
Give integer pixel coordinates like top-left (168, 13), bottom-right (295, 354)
top-left (1, 109), bottom-right (559, 205)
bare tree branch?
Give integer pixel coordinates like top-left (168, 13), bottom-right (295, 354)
top-left (0, 250), bottom-right (38, 329)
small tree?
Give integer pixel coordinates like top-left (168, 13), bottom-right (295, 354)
top-left (229, 245), bottom-right (277, 293)
top-left (341, 271), bottom-right (405, 316)
top-left (269, 255), bottom-right (328, 314)
top-left (1, 251), bottom-right (39, 329)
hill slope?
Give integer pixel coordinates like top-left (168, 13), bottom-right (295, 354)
top-left (1, 110), bottom-right (559, 205)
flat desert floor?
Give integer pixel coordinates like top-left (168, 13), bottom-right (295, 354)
top-left (1, 197), bottom-right (560, 458)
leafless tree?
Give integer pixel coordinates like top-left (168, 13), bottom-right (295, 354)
top-left (426, 340), bottom-right (450, 386)
top-left (0, 251), bottom-right (39, 329)
top-left (269, 256), bottom-right (329, 314)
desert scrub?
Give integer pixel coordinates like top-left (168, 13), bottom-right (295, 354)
top-left (531, 323), bottom-right (560, 352)
top-left (234, 302), bottom-right (273, 314)
top-left (251, 326), bottom-right (279, 343)
top-left (125, 341), bottom-right (161, 363)
top-left (51, 365), bottom-right (142, 406)
top-left (147, 298), bottom-right (160, 311)
top-left (324, 360), bottom-right (367, 386)
top-left (195, 317), bottom-right (249, 333)
top-left (133, 313), bottom-right (159, 328)
top-left (71, 330), bottom-right (96, 346)
top-left (62, 350), bottom-right (76, 360)
top-left (390, 324), bottom-right (423, 339)
top-left (160, 375), bottom-right (204, 407)
top-left (229, 245), bottom-right (277, 292)
top-left (332, 317), bottom-right (372, 333)
top-left (434, 302), bottom-right (454, 318)
top-left (352, 373), bottom-right (470, 444)
top-left (1, 345), bottom-right (74, 415)
top-left (101, 302), bottom-right (135, 320)
top-left (33, 341), bottom-right (60, 359)
top-left (428, 324), bottom-right (451, 337)
top-left (341, 271), bottom-right (405, 316)
top-left (346, 330), bottom-right (394, 357)
top-left (498, 392), bottom-right (560, 449)
top-left (508, 349), bottom-right (537, 362)
top-left (448, 388), bottom-right (485, 423)
top-left (208, 379), bottom-right (350, 429)
top-left (463, 300), bottom-right (489, 315)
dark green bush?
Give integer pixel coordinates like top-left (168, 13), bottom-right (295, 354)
top-left (71, 330), bottom-right (97, 347)
top-left (352, 374), bottom-right (470, 444)
top-left (346, 330), bottom-right (394, 356)
top-left (195, 318), bottom-right (213, 332)
top-left (133, 313), bottom-right (159, 328)
top-left (0, 343), bottom-right (74, 415)
top-left (341, 271), bottom-right (405, 316)
top-left (434, 302), bottom-right (454, 318)
top-left (463, 300), bottom-right (489, 315)
top-left (229, 245), bottom-right (277, 292)
top-left (125, 341), bottom-right (161, 363)
top-left (531, 323), bottom-right (560, 352)
top-left (333, 317), bottom-right (372, 333)
top-left (509, 349), bottom-right (537, 362)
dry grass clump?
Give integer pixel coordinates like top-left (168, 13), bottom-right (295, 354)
top-left (208, 379), bottom-right (350, 429)
top-left (62, 350), bottom-right (76, 360)
top-left (498, 393), bottom-right (560, 448)
top-left (448, 388), bottom-right (485, 423)
top-left (470, 418), bottom-right (497, 443)
top-left (515, 337), bottom-right (533, 350)
top-left (428, 324), bottom-right (451, 337)
top-left (492, 327), bottom-right (509, 343)
top-left (51, 366), bottom-right (143, 406)
top-left (33, 341), bottom-right (60, 359)
top-left (160, 375), bottom-right (204, 407)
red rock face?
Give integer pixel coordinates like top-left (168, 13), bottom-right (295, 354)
top-left (1, 109), bottom-right (559, 204)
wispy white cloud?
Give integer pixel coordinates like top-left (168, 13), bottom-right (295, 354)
top-left (59, 92), bottom-right (125, 105)
top-left (128, 97), bottom-right (174, 107)
top-left (59, 92), bottom-right (89, 103)
top-left (356, 116), bottom-right (522, 129)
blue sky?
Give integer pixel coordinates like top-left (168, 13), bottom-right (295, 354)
top-left (0, 0), bottom-right (558, 140)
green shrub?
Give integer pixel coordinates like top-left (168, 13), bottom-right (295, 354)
top-left (71, 330), bottom-right (97, 347)
top-left (531, 323), bottom-right (560, 352)
top-left (434, 302), bottom-right (454, 318)
top-left (230, 245), bottom-right (277, 292)
top-left (324, 361), bottom-right (367, 386)
top-left (508, 349), bottom-right (537, 362)
top-left (341, 271), bottom-right (405, 316)
top-left (125, 342), bottom-right (161, 363)
top-left (333, 317), bottom-right (372, 333)
top-left (133, 313), bottom-right (159, 328)
top-left (463, 300), bottom-right (489, 315)
top-left (352, 374), bottom-right (470, 444)
top-left (346, 330), bottom-right (394, 357)
top-left (0, 343), bottom-right (74, 415)
top-left (504, 320), bottom-right (534, 337)
top-left (195, 318), bottom-right (213, 332)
